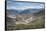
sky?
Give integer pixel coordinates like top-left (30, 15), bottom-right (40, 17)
top-left (7, 0), bottom-right (45, 10)
top-left (7, 0), bottom-right (45, 2)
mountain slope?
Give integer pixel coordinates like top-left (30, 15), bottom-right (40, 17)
top-left (7, 9), bottom-right (42, 16)
top-left (15, 9), bottom-right (45, 30)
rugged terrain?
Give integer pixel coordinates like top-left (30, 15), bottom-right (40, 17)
top-left (6, 9), bottom-right (45, 30)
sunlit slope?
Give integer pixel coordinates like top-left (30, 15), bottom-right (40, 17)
top-left (15, 10), bottom-right (45, 30)
top-left (15, 16), bottom-right (45, 30)
top-left (6, 9), bottom-right (45, 30)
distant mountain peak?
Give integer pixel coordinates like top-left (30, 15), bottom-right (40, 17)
top-left (7, 9), bottom-right (44, 16)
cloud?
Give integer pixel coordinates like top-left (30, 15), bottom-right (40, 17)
top-left (16, 6), bottom-right (43, 10)
top-left (15, 0), bottom-right (45, 2)
top-left (7, 5), bottom-right (44, 10)
top-left (7, 0), bottom-right (44, 10)
top-left (8, 0), bottom-right (45, 2)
